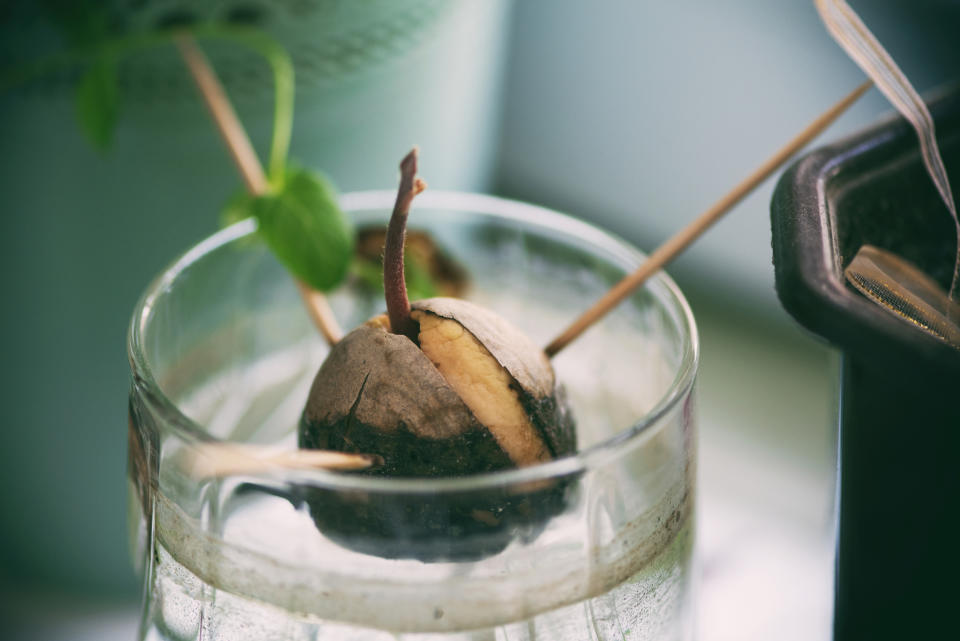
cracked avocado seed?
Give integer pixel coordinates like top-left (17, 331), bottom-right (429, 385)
top-left (300, 297), bottom-right (576, 477)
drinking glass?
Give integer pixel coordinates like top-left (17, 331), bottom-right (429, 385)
top-left (127, 191), bottom-right (699, 640)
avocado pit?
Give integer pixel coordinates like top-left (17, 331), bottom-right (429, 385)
top-left (301, 297), bottom-right (574, 476)
top-left (296, 149), bottom-right (577, 560)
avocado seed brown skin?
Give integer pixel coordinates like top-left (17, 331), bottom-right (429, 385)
top-left (297, 297), bottom-right (578, 561)
top-left (300, 322), bottom-right (513, 477)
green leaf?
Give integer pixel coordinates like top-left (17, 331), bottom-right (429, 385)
top-left (246, 167), bottom-right (354, 292)
top-left (75, 55), bottom-right (120, 151)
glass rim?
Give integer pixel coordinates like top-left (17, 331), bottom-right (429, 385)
top-left (128, 190), bottom-right (699, 493)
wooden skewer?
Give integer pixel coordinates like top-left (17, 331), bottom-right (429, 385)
top-left (184, 443), bottom-right (382, 478)
top-left (544, 79), bottom-right (874, 357)
top-left (175, 33), bottom-right (344, 346)
top-left (296, 280), bottom-right (344, 345)
top-left (175, 34), bottom-right (269, 194)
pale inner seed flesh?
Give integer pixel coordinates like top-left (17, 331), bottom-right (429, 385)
top-left (412, 311), bottom-right (551, 467)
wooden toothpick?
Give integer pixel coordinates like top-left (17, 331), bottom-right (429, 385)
top-left (175, 33), bottom-right (344, 346)
top-left (184, 442), bottom-right (381, 478)
top-left (544, 79), bottom-right (873, 357)
top-left (295, 280), bottom-right (344, 345)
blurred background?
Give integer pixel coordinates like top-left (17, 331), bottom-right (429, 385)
top-left (1, 1), bottom-right (958, 640)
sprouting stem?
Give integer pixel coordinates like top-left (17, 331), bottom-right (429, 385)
top-left (384, 148), bottom-right (426, 341)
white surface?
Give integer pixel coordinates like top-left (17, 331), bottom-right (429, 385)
top-left (693, 293), bottom-right (837, 641)
top-left (698, 431), bottom-right (835, 641)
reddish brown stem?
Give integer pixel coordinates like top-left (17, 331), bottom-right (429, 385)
top-left (385, 148), bottom-right (426, 341)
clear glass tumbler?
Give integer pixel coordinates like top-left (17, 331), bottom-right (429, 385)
top-left (127, 191), bottom-right (699, 641)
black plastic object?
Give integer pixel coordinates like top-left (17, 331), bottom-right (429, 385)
top-left (771, 84), bottom-right (960, 641)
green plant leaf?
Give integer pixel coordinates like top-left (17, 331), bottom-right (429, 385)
top-left (75, 55), bottom-right (119, 151)
top-left (245, 167), bottom-right (354, 291)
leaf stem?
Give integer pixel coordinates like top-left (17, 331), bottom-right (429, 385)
top-left (384, 148), bottom-right (426, 341)
top-left (192, 26), bottom-right (294, 185)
